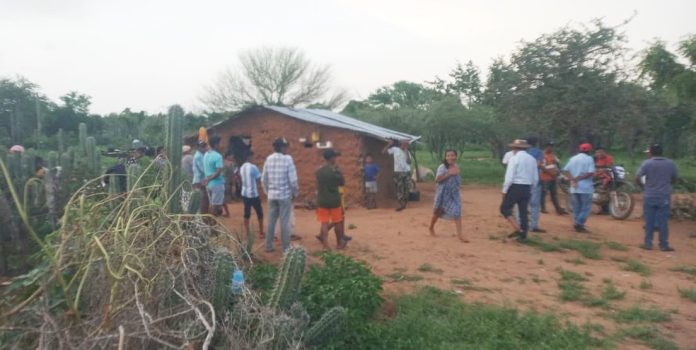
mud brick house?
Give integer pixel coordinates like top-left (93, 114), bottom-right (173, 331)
top-left (191, 106), bottom-right (419, 207)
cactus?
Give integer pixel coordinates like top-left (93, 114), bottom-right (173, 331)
top-left (86, 136), bottom-right (98, 176)
top-left (78, 122), bottom-right (87, 156)
top-left (47, 151), bottom-right (58, 170)
top-left (60, 152), bottom-right (72, 174)
top-left (211, 250), bottom-right (235, 313)
top-left (166, 105), bottom-right (184, 213)
top-left (127, 164), bottom-right (142, 192)
top-left (268, 246), bottom-right (306, 311)
top-left (57, 128), bottom-right (64, 154)
top-left (304, 306), bottom-right (347, 347)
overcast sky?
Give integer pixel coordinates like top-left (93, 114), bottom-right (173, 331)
top-left (1, 0), bottom-right (694, 115)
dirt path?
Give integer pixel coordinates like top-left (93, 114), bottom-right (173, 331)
top-left (222, 184), bottom-right (696, 348)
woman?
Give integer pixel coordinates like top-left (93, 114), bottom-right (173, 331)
top-left (429, 150), bottom-right (467, 242)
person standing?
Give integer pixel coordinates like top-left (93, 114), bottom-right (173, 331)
top-left (192, 141), bottom-right (209, 214)
top-left (526, 137), bottom-right (546, 233)
top-left (315, 149), bottom-right (351, 250)
top-left (240, 151), bottom-right (264, 239)
top-left (429, 150), bottom-right (467, 242)
top-left (202, 136), bottom-right (225, 217)
top-left (540, 142), bottom-right (566, 215)
top-left (363, 154), bottom-right (379, 209)
top-left (500, 139), bottom-right (538, 241)
top-left (182, 145), bottom-right (194, 182)
top-left (383, 139), bottom-right (411, 211)
top-left (562, 143), bottom-right (596, 233)
top-left (261, 137), bottom-right (299, 252)
top-left (636, 144), bottom-right (678, 251)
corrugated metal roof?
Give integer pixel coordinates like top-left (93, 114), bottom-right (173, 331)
top-left (264, 106), bottom-right (419, 142)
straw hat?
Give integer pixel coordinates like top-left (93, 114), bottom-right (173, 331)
top-left (508, 139), bottom-right (530, 149)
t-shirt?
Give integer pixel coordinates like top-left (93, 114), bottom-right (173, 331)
top-left (316, 164), bottom-right (344, 208)
top-left (540, 151), bottom-right (560, 182)
top-left (595, 155), bottom-right (614, 168)
top-left (387, 147), bottom-right (410, 172)
top-left (563, 153), bottom-right (595, 194)
top-left (203, 150), bottom-right (224, 188)
top-left (636, 157), bottom-right (678, 199)
top-left (182, 154), bottom-right (194, 181)
top-left (364, 163), bottom-right (379, 182)
top-left (193, 151), bottom-right (205, 184)
top-left (240, 162), bottom-right (261, 198)
top-left (502, 151), bottom-right (514, 167)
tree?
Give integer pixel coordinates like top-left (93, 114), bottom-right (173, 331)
top-left (0, 77), bottom-right (50, 147)
top-left (202, 47), bottom-right (336, 112)
top-left (431, 60), bottom-right (483, 105)
top-left (366, 81), bottom-right (441, 110)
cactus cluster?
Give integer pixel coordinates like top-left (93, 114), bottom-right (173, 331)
top-left (165, 105), bottom-right (184, 213)
top-left (212, 250), bottom-right (235, 312)
top-left (269, 246), bottom-right (306, 311)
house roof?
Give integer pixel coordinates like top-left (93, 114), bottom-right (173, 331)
top-left (208, 106), bottom-right (419, 142)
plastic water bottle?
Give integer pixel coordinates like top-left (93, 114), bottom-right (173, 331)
top-left (231, 269), bottom-right (244, 294)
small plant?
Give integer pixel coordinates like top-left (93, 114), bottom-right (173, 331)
top-left (614, 305), bottom-right (671, 323)
top-left (559, 269), bottom-right (588, 282)
top-left (347, 223), bottom-right (357, 230)
top-left (488, 234), bottom-right (499, 240)
top-left (621, 326), bottom-right (678, 350)
top-left (639, 279), bottom-right (653, 290)
top-left (558, 269), bottom-right (587, 302)
top-left (247, 262), bottom-right (278, 302)
top-left (565, 258), bottom-right (585, 265)
top-left (610, 256), bottom-right (628, 262)
top-left (387, 272), bottom-right (424, 282)
top-left (450, 278), bottom-right (491, 292)
top-left (605, 241), bottom-right (629, 251)
top-left (623, 259), bottom-right (651, 277)
top-left (559, 239), bottom-right (602, 260)
top-left (678, 287), bottom-right (696, 303)
top-left (521, 236), bottom-right (562, 252)
top-left (670, 265), bottom-right (696, 277)
top-left (601, 282), bottom-right (626, 301)
top-left (417, 263), bottom-right (443, 274)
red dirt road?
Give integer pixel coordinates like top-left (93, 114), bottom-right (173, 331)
top-left (222, 183), bottom-right (696, 349)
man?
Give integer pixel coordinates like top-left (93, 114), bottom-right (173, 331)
top-left (240, 151), bottom-right (264, 239)
top-left (192, 141), bottom-right (209, 214)
top-left (202, 136), bottom-right (225, 216)
top-left (181, 145), bottom-right (194, 182)
top-left (315, 149), bottom-right (351, 250)
top-left (594, 147), bottom-right (614, 214)
top-left (262, 137), bottom-right (299, 252)
top-left (562, 143), bottom-right (596, 233)
top-left (636, 144), bottom-right (678, 251)
top-left (540, 141), bottom-right (566, 215)
top-left (500, 139), bottom-right (538, 242)
top-left (383, 139), bottom-right (411, 211)
top-left (526, 136), bottom-right (546, 233)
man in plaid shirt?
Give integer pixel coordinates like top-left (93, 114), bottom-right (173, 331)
top-left (262, 137), bottom-right (299, 252)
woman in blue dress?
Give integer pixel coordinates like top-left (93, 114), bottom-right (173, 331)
top-left (429, 150), bottom-right (467, 242)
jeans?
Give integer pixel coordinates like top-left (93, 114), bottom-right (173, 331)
top-left (529, 184), bottom-right (541, 229)
top-left (267, 198), bottom-right (293, 251)
top-left (571, 193), bottom-right (593, 227)
top-left (643, 196), bottom-right (671, 249)
top-left (541, 180), bottom-right (562, 212)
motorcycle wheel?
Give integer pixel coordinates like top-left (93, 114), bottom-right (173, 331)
top-left (609, 190), bottom-right (634, 220)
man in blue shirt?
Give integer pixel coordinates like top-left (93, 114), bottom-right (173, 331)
top-left (636, 144), bottom-right (678, 251)
top-left (202, 136), bottom-right (225, 216)
top-left (363, 154), bottom-right (379, 209)
top-left (526, 136), bottom-right (546, 233)
top-left (562, 143), bottom-right (596, 233)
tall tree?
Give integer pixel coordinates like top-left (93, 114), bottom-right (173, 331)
top-left (202, 47), bottom-right (337, 112)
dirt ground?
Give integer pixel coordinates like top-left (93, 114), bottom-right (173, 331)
top-left (221, 183), bottom-right (696, 349)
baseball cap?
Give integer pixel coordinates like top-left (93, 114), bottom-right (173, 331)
top-left (579, 143), bottom-right (593, 152)
top-left (323, 148), bottom-right (341, 160)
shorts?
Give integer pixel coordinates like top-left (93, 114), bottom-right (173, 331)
top-left (243, 196), bottom-right (263, 219)
top-left (316, 207), bottom-right (344, 224)
top-left (207, 184), bottom-right (225, 206)
top-left (365, 181), bottom-right (378, 193)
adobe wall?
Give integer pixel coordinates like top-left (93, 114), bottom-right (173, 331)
top-left (209, 110), bottom-right (371, 207)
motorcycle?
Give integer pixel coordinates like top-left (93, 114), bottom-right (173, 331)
top-left (558, 165), bottom-right (635, 220)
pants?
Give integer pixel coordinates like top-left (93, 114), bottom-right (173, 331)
top-left (529, 184), bottom-right (541, 229)
top-left (393, 172), bottom-right (410, 207)
top-left (266, 198), bottom-right (292, 251)
top-left (541, 180), bottom-right (562, 213)
top-left (571, 193), bottom-right (593, 227)
top-left (500, 184), bottom-right (531, 237)
top-left (643, 196), bottom-right (671, 249)
top-left (243, 196), bottom-right (263, 220)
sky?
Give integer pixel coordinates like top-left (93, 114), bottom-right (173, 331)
top-left (1, 0), bottom-right (694, 115)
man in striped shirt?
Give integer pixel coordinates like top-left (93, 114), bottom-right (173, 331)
top-left (261, 137), bottom-right (299, 252)
top-left (240, 151), bottom-right (264, 240)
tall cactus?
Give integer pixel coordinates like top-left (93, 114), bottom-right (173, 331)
top-left (78, 122), bottom-right (87, 156)
top-left (211, 250), bottom-right (235, 313)
top-left (57, 128), bottom-right (64, 154)
top-left (60, 152), bottom-right (72, 174)
top-left (268, 246), bottom-right (306, 311)
top-left (47, 151), bottom-right (58, 170)
top-left (85, 136), bottom-right (98, 176)
top-left (166, 105), bottom-right (184, 213)
top-left (305, 306), bottom-right (347, 347)
top-left (127, 163), bottom-right (142, 192)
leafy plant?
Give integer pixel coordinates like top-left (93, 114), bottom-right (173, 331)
top-left (614, 305), bottom-right (671, 323)
top-left (670, 265), bottom-right (696, 277)
top-left (623, 259), bottom-right (652, 277)
top-left (678, 287), bottom-right (696, 303)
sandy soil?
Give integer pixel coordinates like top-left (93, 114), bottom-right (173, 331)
top-left (221, 183), bottom-right (696, 349)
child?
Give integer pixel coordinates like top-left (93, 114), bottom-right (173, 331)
top-left (363, 154), bottom-right (379, 209)
top-left (239, 151), bottom-right (264, 238)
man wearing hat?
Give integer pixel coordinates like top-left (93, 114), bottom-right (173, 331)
top-left (262, 137), bottom-right (299, 252)
top-left (500, 139), bottom-right (538, 241)
top-left (315, 148), bottom-right (351, 250)
top-left (636, 144), bottom-right (678, 251)
top-left (562, 143), bottom-right (596, 233)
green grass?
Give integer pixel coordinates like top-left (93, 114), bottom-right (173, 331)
top-left (417, 263), bottom-right (443, 274)
top-left (450, 278), bottom-right (491, 292)
top-left (558, 269), bottom-right (588, 302)
top-left (620, 326), bottom-right (678, 350)
top-left (559, 269), bottom-right (588, 282)
top-left (678, 287), bottom-right (696, 303)
top-left (521, 236), bottom-right (562, 252)
top-left (614, 305), bottom-right (671, 324)
top-left (366, 286), bottom-right (606, 349)
top-left (639, 279), bottom-right (653, 290)
top-left (558, 240), bottom-right (602, 260)
top-left (623, 259), bottom-right (652, 277)
top-left (565, 258), bottom-right (585, 265)
top-left (605, 241), bottom-right (629, 251)
top-left (386, 272), bottom-right (424, 282)
top-left (670, 265), bottom-right (696, 277)
top-left (601, 282), bottom-right (626, 301)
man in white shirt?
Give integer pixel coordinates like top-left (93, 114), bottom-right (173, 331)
top-left (383, 139), bottom-right (412, 211)
top-left (500, 139), bottom-right (539, 241)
